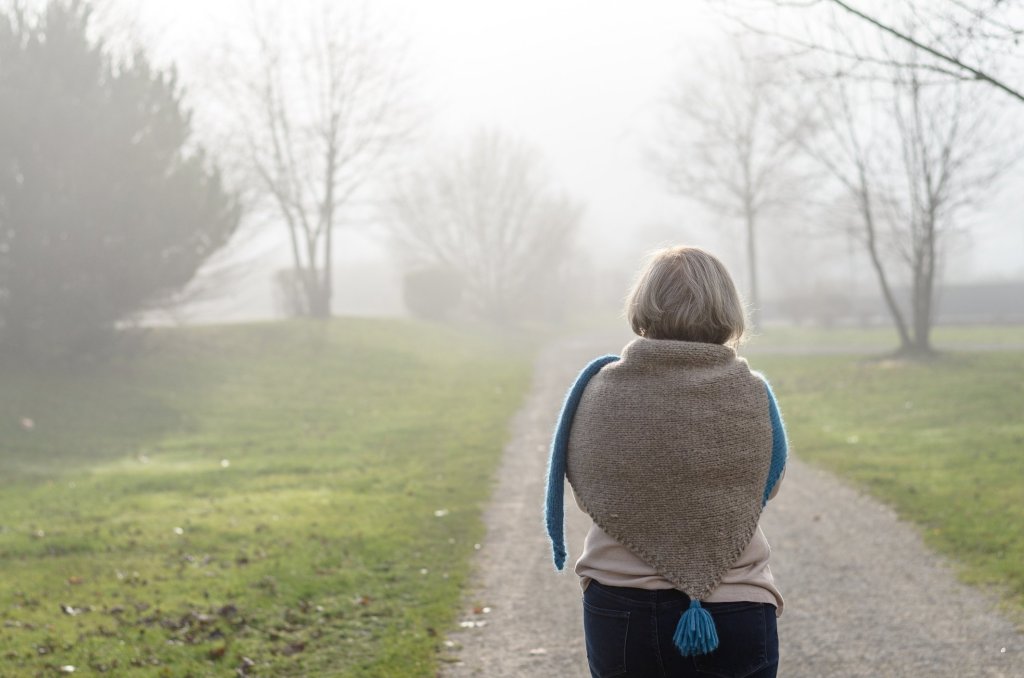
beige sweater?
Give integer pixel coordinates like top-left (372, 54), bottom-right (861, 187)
top-left (572, 475), bottom-right (785, 616)
top-left (575, 523), bottom-right (783, 615)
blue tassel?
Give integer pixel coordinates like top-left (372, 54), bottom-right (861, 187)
top-left (672, 599), bottom-right (719, 656)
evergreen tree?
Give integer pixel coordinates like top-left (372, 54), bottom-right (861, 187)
top-left (0, 1), bottom-right (240, 357)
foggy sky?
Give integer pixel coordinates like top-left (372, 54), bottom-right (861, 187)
top-left (102, 0), bottom-right (1024, 320)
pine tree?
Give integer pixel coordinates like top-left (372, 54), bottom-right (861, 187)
top-left (0, 1), bottom-right (240, 357)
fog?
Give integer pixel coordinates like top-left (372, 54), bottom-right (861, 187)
top-left (93, 0), bottom-right (1021, 325)
top-left (141, 0), bottom-right (721, 322)
top-left (4, 3), bottom-right (1024, 675)
top-left (1, 0), bottom-right (1020, 337)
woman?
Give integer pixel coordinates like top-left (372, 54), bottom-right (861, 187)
top-left (545, 246), bottom-right (788, 678)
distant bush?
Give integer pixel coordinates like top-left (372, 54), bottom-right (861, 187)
top-left (402, 267), bottom-right (464, 321)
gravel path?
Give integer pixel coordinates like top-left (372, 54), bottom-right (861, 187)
top-left (440, 334), bottom-right (1024, 677)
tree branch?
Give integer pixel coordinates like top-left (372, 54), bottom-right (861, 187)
top-left (825, 0), bottom-right (1024, 103)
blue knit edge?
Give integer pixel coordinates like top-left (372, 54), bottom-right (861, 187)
top-left (544, 354), bottom-right (620, 570)
top-left (760, 377), bottom-right (788, 507)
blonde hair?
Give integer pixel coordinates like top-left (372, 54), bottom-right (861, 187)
top-left (625, 246), bottom-right (746, 346)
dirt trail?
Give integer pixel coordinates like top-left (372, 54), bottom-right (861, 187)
top-left (441, 334), bottom-right (1024, 677)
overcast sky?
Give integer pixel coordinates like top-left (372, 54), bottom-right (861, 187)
top-left (110, 0), bottom-right (1023, 319)
top-left (130, 0), bottom-right (714, 249)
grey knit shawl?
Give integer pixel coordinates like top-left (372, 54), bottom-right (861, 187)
top-left (566, 337), bottom-right (773, 600)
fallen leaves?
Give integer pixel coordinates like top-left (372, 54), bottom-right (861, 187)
top-left (237, 656), bottom-right (257, 676)
top-left (115, 570), bottom-right (144, 585)
top-left (253, 575), bottom-right (278, 596)
top-left (455, 602), bottom-right (493, 630)
top-left (60, 604), bottom-right (89, 617)
top-left (218, 604), bottom-right (239, 617)
top-left (280, 641), bottom-right (306, 657)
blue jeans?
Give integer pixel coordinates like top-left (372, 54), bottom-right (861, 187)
top-left (582, 580), bottom-right (779, 678)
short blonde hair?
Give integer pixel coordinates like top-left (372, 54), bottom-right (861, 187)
top-left (625, 246), bottom-right (746, 345)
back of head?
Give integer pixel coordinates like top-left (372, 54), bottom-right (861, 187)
top-left (625, 246), bottom-right (746, 346)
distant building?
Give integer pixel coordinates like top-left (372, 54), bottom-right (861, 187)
top-left (935, 282), bottom-right (1024, 325)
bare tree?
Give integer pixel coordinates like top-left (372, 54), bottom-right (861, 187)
top-left (799, 65), bottom-right (1015, 355)
top-left (716, 0), bottom-right (1024, 103)
top-left (222, 2), bottom-right (413, 318)
top-left (649, 44), bottom-right (811, 328)
top-left (386, 131), bottom-right (581, 323)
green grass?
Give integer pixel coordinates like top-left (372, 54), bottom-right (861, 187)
top-left (747, 324), bottom-right (1024, 351)
top-left (0, 319), bottom-right (532, 677)
top-left (751, 350), bottom-right (1024, 618)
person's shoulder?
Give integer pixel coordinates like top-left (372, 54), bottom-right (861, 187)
top-left (584, 354), bottom-right (620, 370)
top-left (745, 367), bottom-right (770, 385)
top-left (566, 354), bottom-right (620, 391)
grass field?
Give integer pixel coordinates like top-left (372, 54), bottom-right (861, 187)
top-left (747, 324), bottom-right (1024, 350)
top-left (4, 319), bottom-right (1021, 676)
top-left (0, 319), bottom-right (532, 677)
top-left (751, 350), bottom-right (1024, 617)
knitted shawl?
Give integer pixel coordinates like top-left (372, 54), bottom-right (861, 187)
top-left (546, 337), bottom-right (785, 604)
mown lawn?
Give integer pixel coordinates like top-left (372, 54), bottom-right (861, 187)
top-left (751, 350), bottom-right (1024, 617)
top-left (0, 319), bottom-right (531, 677)
top-left (748, 324), bottom-right (1024, 351)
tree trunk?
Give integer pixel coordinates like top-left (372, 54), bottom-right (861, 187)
top-left (320, 142), bottom-right (337, 321)
top-left (744, 206), bottom-right (760, 330)
top-left (909, 219), bottom-right (937, 356)
top-left (319, 227), bottom-right (333, 319)
top-left (866, 245), bottom-right (912, 352)
top-left (911, 279), bottom-right (933, 355)
top-left (308, 276), bottom-right (330, 318)
top-left (301, 236), bottom-right (330, 318)
top-left (859, 195), bottom-right (913, 352)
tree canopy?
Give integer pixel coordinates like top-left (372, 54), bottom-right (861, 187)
top-left (0, 1), bottom-right (240, 358)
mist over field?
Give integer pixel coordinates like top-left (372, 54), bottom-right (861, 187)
top-left (1, 1), bottom-right (1023, 675)
top-left (32, 0), bottom-right (1022, 329)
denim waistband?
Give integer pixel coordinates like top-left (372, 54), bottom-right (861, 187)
top-left (588, 579), bottom-right (690, 605)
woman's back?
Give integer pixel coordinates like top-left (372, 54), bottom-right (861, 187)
top-left (545, 245), bottom-right (789, 677)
